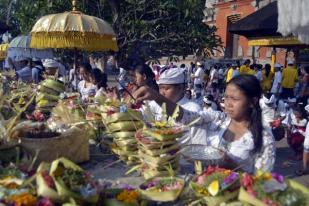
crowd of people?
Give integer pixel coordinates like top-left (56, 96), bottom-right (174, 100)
top-left (4, 54), bottom-right (309, 175)
top-left (128, 59), bottom-right (309, 175)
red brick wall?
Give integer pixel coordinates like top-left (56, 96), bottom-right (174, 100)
top-left (210, 0), bottom-right (285, 65)
top-left (215, 0), bottom-right (255, 57)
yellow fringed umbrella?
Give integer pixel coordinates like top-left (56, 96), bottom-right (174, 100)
top-left (0, 43), bottom-right (9, 60)
top-left (30, 0), bottom-right (118, 52)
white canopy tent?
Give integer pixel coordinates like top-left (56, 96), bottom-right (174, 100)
top-left (277, 0), bottom-right (309, 44)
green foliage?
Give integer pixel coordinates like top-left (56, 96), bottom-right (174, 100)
top-left (5, 0), bottom-right (221, 62)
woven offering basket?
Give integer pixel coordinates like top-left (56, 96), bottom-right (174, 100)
top-left (20, 127), bottom-right (89, 165)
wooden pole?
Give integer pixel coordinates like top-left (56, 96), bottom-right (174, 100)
top-left (74, 48), bottom-right (78, 91)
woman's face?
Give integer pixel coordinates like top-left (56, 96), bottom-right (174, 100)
top-left (159, 84), bottom-right (183, 103)
top-left (90, 75), bottom-right (98, 85)
top-left (80, 67), bottom-right (90, 81)
top-left (224, 83), bottom-right (253, 121)
top-left (293, 111), bottom-right (302, 120)
top-left (135, 71), bottom-right (146, 86)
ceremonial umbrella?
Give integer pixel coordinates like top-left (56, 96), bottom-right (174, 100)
top-left (30, 0), bottom-right (118, 90)
top-left (8, 35), bottom-right (54, 61)
top-left (0, 43), bottom-right (9, 60)
top-left (30, 0), bottom-right (118, 52)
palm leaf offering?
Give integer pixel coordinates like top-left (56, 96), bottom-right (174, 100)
top-left (190, 166), bottom-right (240, 206)
top-left (49, 99), bottom-right (85, 131)
top-left (35, 79), bottom-right (65, 113)
top-left (133, 103), bottom-right (185, 179)
top-left (239, 171), bottom-right (309, 206)
top-left (36, 158), bottom-right (99, 204)
top-left (0, 164), bottom-right (37, 205)
top-left (139, 176), bottom-right (184, 202)
top-left (101, 98), bottom-right (143, 165)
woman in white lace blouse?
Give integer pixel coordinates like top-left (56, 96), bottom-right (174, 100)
top-left (133, 75), bottom-right (276, 173)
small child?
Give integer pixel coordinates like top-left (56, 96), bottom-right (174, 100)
top-left (288, 104), bottom-right (307, 160)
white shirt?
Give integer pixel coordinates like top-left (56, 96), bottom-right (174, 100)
top-left (271, 71), bottom-right (282, 93)
top-left (16, 66), bottom-right (32, 82)
top-left (210, 69), bottom-right (218, 83)
top-left (303, 122), bottom-right (309, 152)
top-left (259, 98), bottom-right (286, 128)
top-left (255, 71), bottom-right (263, 81)
top-left (145, 96), bottom-right (207, 147)
top-left (180, 109), bottom-right (276, 173)
top-left (194, 67), bottom-right (204, 85)
top-left (78, 80), bottom-right (97, 100)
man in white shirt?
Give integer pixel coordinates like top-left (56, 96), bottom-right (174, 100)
top-left (271, 63), bottom-right (282, 95)
top-left (192, 62), bottom-right (205, 98)
top-left (31, 58), bottom-right (44, 83)
top-left (147, 67), bottom-right (207, 151)
top-left (259, 93), bottom-right (286, 129)
top-left (255, 64), bottom-right (263, 82)
top-left (15, 57), bottom-right (32, 83)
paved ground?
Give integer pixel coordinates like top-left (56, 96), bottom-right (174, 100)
top-left (274, 137), bottom-right (309, 186)
top-left (86, 76), bottom-right (309, 187)
top-left (80, 136), bottom-right (309, 189)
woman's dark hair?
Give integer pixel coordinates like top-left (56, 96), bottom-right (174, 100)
top-left (79, 61), bottom-right (92, 74)
top-left (135, 64), bottom-right (159, 91)
top-left (264, 64), bottom-right (271, 77)
top-left (292, 104), bottom-right (307, 119)
top-left (250, 64), bottom-right (255, 70)
top-left (228, 74), bottom-right (263, 153)
top-left (90, 68), bottom-right (107, 88)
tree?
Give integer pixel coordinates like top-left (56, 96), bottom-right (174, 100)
top-left (6, 0), bottom-right (221, 64)
top-left (108, 0), bottom-right (222, 63)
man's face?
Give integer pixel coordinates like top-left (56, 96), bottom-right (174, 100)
top-left (159, 84), bottom-right (184, 102)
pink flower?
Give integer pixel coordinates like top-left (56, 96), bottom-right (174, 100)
top-left (241, 173), bottom-right (254, 188)
top-left (197, 175), bottom-right (206, 185)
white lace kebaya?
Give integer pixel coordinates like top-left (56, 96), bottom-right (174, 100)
top-left (179, 108), bottom-right (276, 173)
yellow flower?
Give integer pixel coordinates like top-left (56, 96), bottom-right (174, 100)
top-left (197, 188), bottom-right (209, 196)
top-left (208, 180), bottom-right (219, 196)
top-left (6, 193), bottom-right (37, 206)
top-left (263, 173), bottom-right (272, 180)
top-left (223, 170), bottom-right (231, 176)
top-left (154, 121), bottom-right (167, 128)
top-left (116, 190), bottom-right (139, 203)
top-left (254, 170), bottom-right (272, 181)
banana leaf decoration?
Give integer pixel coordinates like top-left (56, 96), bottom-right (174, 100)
top-left (37, 158), bottom-right (99, 204)
top-left (238, 179), bottom-right (309, 206)
top-left (7, 94), bottom-right (36, 139)
top-left (138, 176), bottom-right (185, 202)
top-left (51, 101), bottom-right (85, 125)
top-left (36, 162), bottom-right (64, 203)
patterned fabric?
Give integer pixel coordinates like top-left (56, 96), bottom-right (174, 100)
top-left (254, 129), bottom-right (276, 172)
top-left (179, 108), bottom-right (276, 173)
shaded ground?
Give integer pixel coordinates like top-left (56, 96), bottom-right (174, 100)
top-left (81, 136), bottom-right (309, 188)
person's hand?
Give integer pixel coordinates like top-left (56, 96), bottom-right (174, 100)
top-left (102, 87), bottom-right (119, 100)
top-left (133, 86), bottom-right (160, 103)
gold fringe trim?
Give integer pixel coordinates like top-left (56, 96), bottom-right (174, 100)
top-left (30, 33), bottom-right (118, 52)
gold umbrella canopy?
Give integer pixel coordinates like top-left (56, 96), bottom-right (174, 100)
top-left (30, 11), bottom-right (118, 51)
